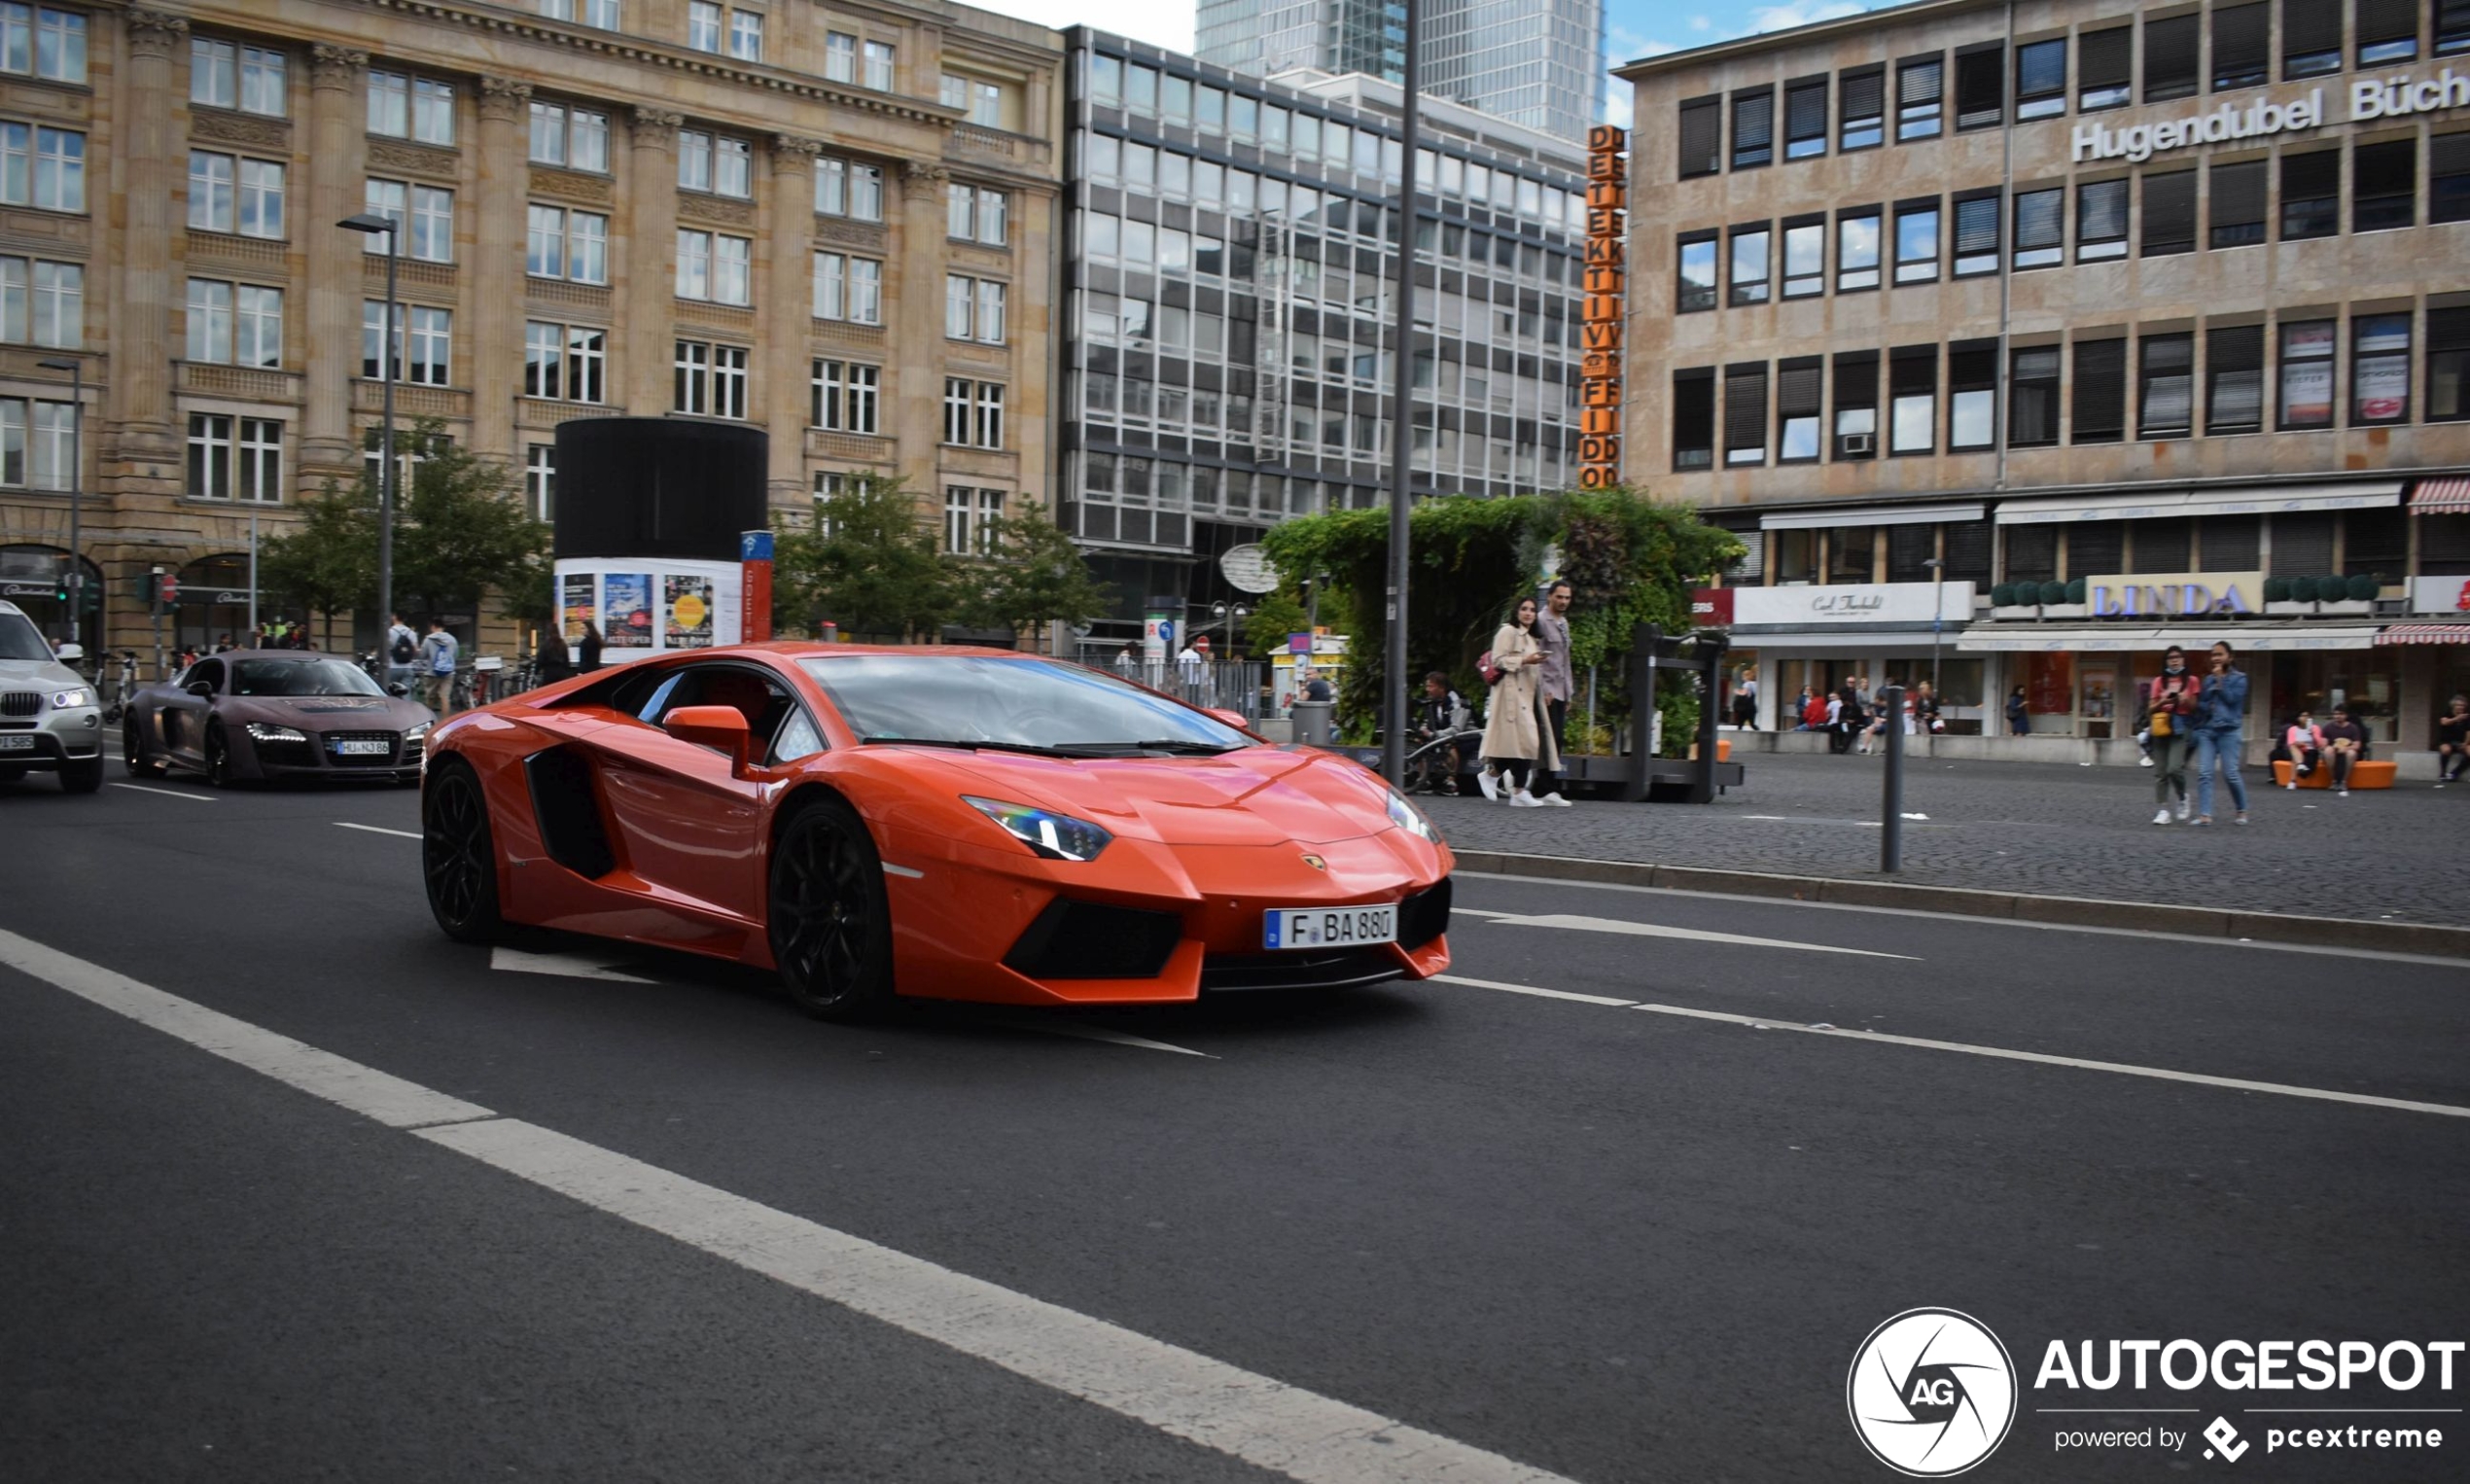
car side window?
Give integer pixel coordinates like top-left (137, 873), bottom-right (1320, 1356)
top-left (769, 706), bottom-right (826, 764)
top-left (186, 658), bottom-right (225, 693)
top-left (634, 673), bottom-right (686, 724)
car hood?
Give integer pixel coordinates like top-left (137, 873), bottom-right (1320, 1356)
top-left (870, 743), bottom-right (1405, 846)
top-left (0, 657), bottom-right (82, 689)
top-left (224, 695), bottom-right (437, 728)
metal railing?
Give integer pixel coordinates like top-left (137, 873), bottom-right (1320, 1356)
top-left (1075, 649), bottom-right (1268, 723)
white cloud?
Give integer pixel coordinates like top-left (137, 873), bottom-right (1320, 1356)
top-left (1743, 1), bottom-right (1868, 33)
top-left (966, 0), bottom-right (1192, 53)
top-left (1689, 15), bottom-right (1713, 30)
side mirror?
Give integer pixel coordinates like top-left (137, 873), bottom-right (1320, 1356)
top-left (663, 704), bottom-right (753, 776)
top-left (54, 642), bottom-right (83, 662)
top-left (387, 682), bottom-right (409, 698)
top-left (186, 681), bottom-right (215, 699)
top-left (1204, 708), bottom-right (1251, 731)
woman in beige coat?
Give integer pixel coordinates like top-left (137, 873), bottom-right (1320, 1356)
top-left (1476, 595), bottom-right (1563, 806)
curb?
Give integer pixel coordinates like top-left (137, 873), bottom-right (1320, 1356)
top-left (1447, 850), bottom-right (2470, 960)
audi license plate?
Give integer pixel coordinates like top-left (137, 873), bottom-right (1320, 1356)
top-left (335, 738), bottom-right (390, 756)
top-left (0, 733), bottom-right (32, 752)
top-left (1264, 904), bottom-right (1396, 951)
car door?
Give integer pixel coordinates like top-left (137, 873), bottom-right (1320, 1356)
top-left (158, 657), bottom-right (223, 764)
top-left (589, 662), bottom-right (780, 925)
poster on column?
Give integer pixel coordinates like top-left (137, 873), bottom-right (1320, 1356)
top-left (664, 574), bottom-right (716, 649)
top-left (602, 573), bottom-right (653, 649)
top-left (560, 574), bottom-right (594, 644)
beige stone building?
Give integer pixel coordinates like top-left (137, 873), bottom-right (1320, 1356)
top-left (1616, 0), bottom-right (2470, 760)
top-left (0, 0), bottom-right (1062, 661)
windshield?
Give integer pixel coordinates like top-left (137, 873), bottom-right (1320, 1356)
top-left (231, 658), bottom-right (386, 697)
top-left (802, 655), bottom-right (1252, 753)
top-left (0, 611), bottom-right (54, 662)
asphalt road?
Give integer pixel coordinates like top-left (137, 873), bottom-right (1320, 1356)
top-left (4, 766), bottom-right (2467, 1483)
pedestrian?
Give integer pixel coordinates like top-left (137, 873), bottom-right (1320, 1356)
top-left (1531, 580), bottom-right (1574, 798)
top-left (419, 617), bottom-right (458, 717)
top-left (2436, 695), bottom-right (2470, 787)
top-left (2281, 709), bottom-right (2326, 787)
top-left (535, 623), bottom-right (574, 685)
top-left (578, 619), bottom-right (604, 674)
top-left (2140, 645), bottom-right (2203, 824)
top-left (1474, 594), bottom-right (1562, 807)
top-left (1113, 644), bottom-right (1138, 677)
top-left (1411, 671), bottom-right (1471, 795)
top-left (213, 632), bottom-right (234, 654)
top-left (1913, 681), bottom-right (1942, 736)
top-left (1789, 685), bottom-right (1815, 730)
top-left (384, 611), bottom-right (419, 689)
top-left (2320, 704), bottom-right (2368, 796)
top-left (1836, 674), bottom-right (1867, 755)
top-left (1300, 666), bottom-right (1333, 703)
top-left (2004, 686), bottom-right (2029, 735)
top-left (2189, 640), bottom-right (2249, 827)
top-left (1731, 670), bottom-right (1759, 730)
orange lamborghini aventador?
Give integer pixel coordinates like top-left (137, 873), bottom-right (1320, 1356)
top-left (419, 645), bottom-right (1452, 1017)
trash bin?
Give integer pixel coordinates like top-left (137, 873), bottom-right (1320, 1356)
top-left (1290, 698), bottom-right (1336, 747)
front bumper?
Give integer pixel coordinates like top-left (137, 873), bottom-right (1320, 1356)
top-left (0, 707), bottom-right (103, 770)
top-left (239, 726), bottom-right (424, 782)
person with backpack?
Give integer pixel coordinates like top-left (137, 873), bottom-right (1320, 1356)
top-left (2004, 686), bottom-right (2029, 736)
top-left (2188, 640), bottom-right (2249, 827)
top-left (2139, 645), bottom-right (2203, 824)
top-left (1473, 594), bottom-right (1563, 807)
top-left (419, 618), bottom-right (458, 717)
top-left (384, 612), bottom-right (419, 689)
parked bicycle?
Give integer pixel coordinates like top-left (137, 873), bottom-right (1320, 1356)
top-left (98, 651), bottom-right (139, 724)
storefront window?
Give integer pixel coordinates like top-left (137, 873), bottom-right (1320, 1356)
top-left (0, 542), bottom-right (102, 653)
top-left (2270, 652), bottom-right (2402, 743)
top-left (1776, 528), bottom-right (1818, 583)
top-left (1828, 526), bottom-right (1875, 582)
top-left (2025, 652), bottom-right (2074, 727)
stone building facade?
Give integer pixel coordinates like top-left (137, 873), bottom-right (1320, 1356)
top-left (0, 0), bottom-right (1062, 661)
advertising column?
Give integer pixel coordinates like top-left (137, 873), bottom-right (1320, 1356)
top-left (740, 529), bottom-right (773, 643)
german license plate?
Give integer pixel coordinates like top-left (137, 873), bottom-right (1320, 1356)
top-left (0, 733), bottom-right (32, 752)
top-left (335, 738), bottom-right (390, 756)
top-left (1263, 903), bottom-right (1396, 951)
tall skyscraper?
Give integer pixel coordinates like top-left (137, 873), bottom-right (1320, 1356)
top-left (1194, 0), bottom-right (1606, 145)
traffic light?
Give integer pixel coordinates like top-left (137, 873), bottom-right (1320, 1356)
top-left (158, 573), bottom-right (179, 605)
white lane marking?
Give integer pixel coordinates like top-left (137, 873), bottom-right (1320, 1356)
top-left (0, 928), bottom-right (492, 1129)
top-left (1, 930), bottom-right (1573, 1484)
top-left (111, 782), bottom-right (213, 802)
top-left (1433, 973), bottom-right (1636, 1007)
top-left (989, 1017), bottom-right (1217, 1058)
top-left (336, 822), bottom-right (421, 840)
top-left (1474, 912), bottom-right (1917, 960)
top-left (881, 862), bottom-right (925, 879)
top-left (1628, 1001), bottom-right (2470, 1119)
top-left (490, 946), bottom-right (659, 985)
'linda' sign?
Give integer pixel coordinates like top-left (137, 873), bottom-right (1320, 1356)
top-left (2084, 571), bottom-right (2264, 618)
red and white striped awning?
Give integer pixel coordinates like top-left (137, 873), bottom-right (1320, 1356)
top-left (2374, 624), bottom-right (2470, 646)
top-left (2413, 477), bottom-right (2470, 514)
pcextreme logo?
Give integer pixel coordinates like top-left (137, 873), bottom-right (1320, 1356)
top-left (1848, 1309), bottom-right (2020, 1476)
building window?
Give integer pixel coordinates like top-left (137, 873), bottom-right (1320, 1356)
top-left (2072, 178), bottom-right (2128, 261)
top-left (2016, 38), bottom-right (2066, 119)
top-left (185, 414), bottom-right (281, 503)
top-left (824, 30), bottom-right (856, 83)
top-left (1893, 199), bottom-right (1939, 284)
top-left (1895, 54), bottom-right (1943, 141)
top-left (2207, 324), bottom-right (2267, 434)
top-left (942, 377), bottom-right (1005, 448)
top-left (2354, 139), bottom-right (2417, 232)
top-left (193, 38), bottom-right (286, 117)
top-left (2143, 13), bottom-right (2200, 102)
top-left (815, 157), bottom-right (885, 221)
top-left (1676, 95), bottom-right (1720, 177)
top-left (2079, 26), bottom-right (2131, 111)
top-left (674, 339), bottom-right (748, 418)
top-left (2428, 307), bottom-right (2470, 422)
top-left (185, 278), bottom-right (230, 364)
top-left (1782, 219), bottom-right (1825, 298)
top-left (2073, 337), bottom-right (2128, 443)
top-left (2443, 0), bottom-right (2470, 54)
top-left (0, 122), bottom-right (81, 214)
top-left (1731, 87), bottom-right (1773, 169)
top-left (522, 320), bottom-right (606, 403)
top-left (525, 204), bottom-right (607, 283)
top-left (1672, 368), bottom-right (1714, 470)
top-left (676, 230), bottom-right (751, 305)
top-left (1723, 363), bottom-right (1767, 465)
top-left (1676, 231), bottom-right (1717, 311)
top-left (523, 443), bottom-right (554, 520)
top-left (943, 486), bottom-right (1004, 554)
top-left (1833, 350), bottom-right (1879, 459)
top-left (679, 130), bottom-right (752, 197)
top-left (2009, 345), bottom-right (2060, 446)
top-left (185, 278), bottom-right (277, 367)
top-left (2282, 1), bottom-right (2343, 77)
top-left (2435, 133), bottom-right (2470, 223)
top-left (941, 74), bottom-right (1006, 127)
top-left (368, 71), bottom-right (454, 145)
top-left (1838, 207), bottom-right (1881, 290)
top-left (190, 151), bottom-right (285, 237)
top-left (1776, 357), bottom-right (1822, 462)
top-left (688, 0), bottom-right (720, 52)
top-left (1888, 345), bottom-right (1935, 454)
top-left (1946, 340), bottom-right (1996, 449)
top-left (2278, 150), bottom-right (2341, 240)
top-left (944, 274), bottom-right (1005, 342)
top-left (1952, 192), bottom-right (1999, 276)
top-left (1784, 77), bottom-right (1826, 159)
top-left (1838, 66), bottom-right (1884, 151)
top-left (947, 184), bottom-right (1006, 244)
top-left (2278, 318), bottom-right (2337, 428)
top-left (362, 179), bottom-right (451, 262)
top-left (2013, 188), bottom-right (2063, 269)
top-left (2359, 0), bottom-right (2421, 65)
top-left (2209, 159), bottom-right (2267, 247)
top-left (810, 359), bottom-right (881, 433)
top-left (2139, 333), bottom-right (2194, 439)
top-left (863, 40), bottom-right (895, 91)
top-left (1728, 224), bottom-right (1770, 306)
top-left (812, 252), bottom-right (881, 324)
top-left (1, 7), bottom-right (83, 85)
top-left (360, 300), bottom-right (450, 385)
top-left (2141, 170), bottom-right (2196, 257)
top-left (2353, 313), bottom-right (2413, 424)
top-left (2212, 3), bottom-right (2269, 90)
top-left (3, 255), bottom-right (79, 350)
top-left (528, 103), bottom-right (607, 171)
top-left (1954, 44), bottom-right (2003, 129)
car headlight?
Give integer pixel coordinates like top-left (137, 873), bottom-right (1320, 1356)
top-left (49, 686), bottom-right (92, 709)
top-left (405, 722), bottom-right (431, 742)
top-left (244, 723), bottom-right (308, 743)
top-left (964, 795), bottom-right (1112, 862)
top-left (1386, 787), bottom-right (1441, 842)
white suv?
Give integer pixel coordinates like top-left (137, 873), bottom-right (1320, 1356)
top-left (0, 599), bottom-right (105, 792)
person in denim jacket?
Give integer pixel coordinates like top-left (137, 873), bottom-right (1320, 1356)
top-left (2190, 640), bottom-right (2249, 827)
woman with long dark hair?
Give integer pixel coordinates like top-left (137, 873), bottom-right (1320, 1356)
top-left (577, 620), bottom-right (605, 674)
top-left (1475, 594), bottom-right (1563, 806)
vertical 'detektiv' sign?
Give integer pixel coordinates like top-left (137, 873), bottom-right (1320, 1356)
top-left (1580, 124), bottom-right (1628, 489)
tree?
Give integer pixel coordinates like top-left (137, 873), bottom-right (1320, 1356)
top-left (256, 480), bottom-right (376, 651)
top-left (1244, 585), bottom-right (1310, 658)
top-left (386, 423), bottom-right (552, 624)
top-left (772, 474), bottom-right (955, 641)
top-left (958, 505), bottom-right (1111, 651)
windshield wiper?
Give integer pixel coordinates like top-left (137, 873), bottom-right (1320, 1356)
top-left (1049, 739), bottom-right (1245, 756)
top-left (860, 736), bottom-right (1075, 759)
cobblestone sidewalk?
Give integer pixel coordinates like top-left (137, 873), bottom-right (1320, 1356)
top-left (1428, 751), bottom-right (2470, 927)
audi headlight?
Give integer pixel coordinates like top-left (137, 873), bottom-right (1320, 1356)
top-left (49, 686), bottom-right (92, 709)
top-left (964, 796), bottom-right (1112, 862)
top-left (245, 723), bottom-right (307, 743)
top-left (1386, 787), bottom-right (1440, 842)
top-left (405, 722), bottom-right (431, 742)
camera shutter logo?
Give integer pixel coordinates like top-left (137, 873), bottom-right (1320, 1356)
top-left (1847, 1308), bottom-right (2018, 1476)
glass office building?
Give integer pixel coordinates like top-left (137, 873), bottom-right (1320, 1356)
top-left (1063, 29), bottom-right (1588, 644)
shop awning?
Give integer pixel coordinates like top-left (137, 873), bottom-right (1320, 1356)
top-left (2375, 624), bottom-right (2470, 646)
top-left (1727, 627), bottom-right (1965, 651)
top-left (2411, 478), bottom-right (2470, 514)
top-left (1994, 482), bottom-right (2404, 525)
top-left (1759, 501), bottom-right (1986, 531)
top-left (1958, 625), bottom-right (2382, 653)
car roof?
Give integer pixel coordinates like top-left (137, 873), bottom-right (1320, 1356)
top-left (731, 643), bottom-right (1054, 661)
top-left (0, 600), bottom-right (21, 618)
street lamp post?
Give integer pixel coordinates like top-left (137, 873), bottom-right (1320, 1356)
top-left (37, 357), bottom-right (82, 654)
top-left (1923, 556), bottom-right (1946, 698)
top-left (339, 213), bottom-right (402, 638)
top-left (1380, 0), bottom-right (1423, 787)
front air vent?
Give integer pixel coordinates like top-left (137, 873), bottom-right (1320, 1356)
top-left (524, 745), bottom-right (615, 879)
top-left (1400, 876), bottom-right (1453, 951)
top-left (1003, 899), bottom-right (1182, 980)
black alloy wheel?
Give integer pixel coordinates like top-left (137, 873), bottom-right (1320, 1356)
top-left (767, 797), bottom-right (893, 1020)
top-left (124, 718), bottom-right (164, 776)
top-left (203, 724), bottom-right (234, 788)
top-left (422, 760), bottom-right (504, 942)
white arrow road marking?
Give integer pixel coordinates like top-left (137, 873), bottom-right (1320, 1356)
top-left (336, 822), bottom-right (421, 840)
top-left (112, 782), bottom-right (213, 802)
top-left (987, 1017), bottom-right (1217, 1058)
top-left (1460, 908), bottom-right (1918, 959)
top-left (489, 946), bottom-right (660, 984)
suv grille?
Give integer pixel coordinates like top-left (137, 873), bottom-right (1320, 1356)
top-left (1, 691), bottom-right (38, 718)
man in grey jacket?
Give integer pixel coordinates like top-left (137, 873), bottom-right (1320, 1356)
top-left (1530, 580), bottom-right (1574, 805)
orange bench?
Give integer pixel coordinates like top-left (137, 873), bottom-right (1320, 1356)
top-left (2272, 759), bottom-right (2395, 790)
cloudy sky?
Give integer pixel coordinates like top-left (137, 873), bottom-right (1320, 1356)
top-left (970, 1), bottom-right (1900, 127)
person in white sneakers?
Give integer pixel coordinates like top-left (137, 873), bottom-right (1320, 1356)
top-left (1474, 593), bottom-right (1561, 807)
top-left (2139, 645), bottom-right (2203, 824)
top-left (2320, 705), bottom-right (2368, 795)
top-left (2281, 710), bottom-right (2325, 788)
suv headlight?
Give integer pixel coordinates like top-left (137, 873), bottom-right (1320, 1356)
top-left (964, 796), bottom-right (1112, 862)
top-left (1386, 787), bottom-right (1440, 842)
top-left (49, 686), bottom-right (92, 709)
top-left (245, 723), bottom-right (307, 743)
